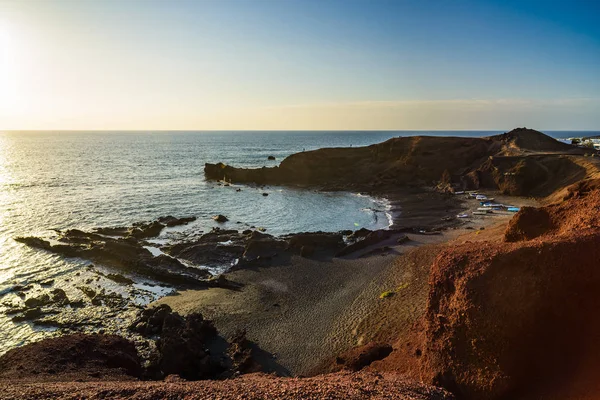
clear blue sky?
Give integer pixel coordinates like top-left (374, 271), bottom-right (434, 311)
top-left (0, 0), bottom-right (598, 130)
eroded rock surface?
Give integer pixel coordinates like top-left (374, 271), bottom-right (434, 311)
top-left (416, 181), bottom-right (600, 399)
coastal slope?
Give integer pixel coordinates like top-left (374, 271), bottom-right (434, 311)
top-left (205, 128), bottom-right (592, 196)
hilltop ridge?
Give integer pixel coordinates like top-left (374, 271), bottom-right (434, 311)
top-left (490, 127), bottom-right (577, 154)
top-left (205, 128), bottom-right (594, 196)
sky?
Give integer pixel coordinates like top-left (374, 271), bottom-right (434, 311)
top-left (0, 0), bottom-right (598, 130)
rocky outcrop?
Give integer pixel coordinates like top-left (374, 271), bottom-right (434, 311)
top-left (157, 216), bottom-right (196, 227)
top-left (228, 330), bottom-right (263, 374)
top-left (205, 136), bottom-right (495, 188)
top-left (15, 218), bottom-right (212, 286)
top-left (130, 304), bottom-right (225, 380)
top-left (129, 305), bottom-right (271, 380)
top-left (471, 155), bottom-right (587, 197)
top-left (93, 216), bottom-right (196, 237)
top-left (284, 232), bottom-right (346, 257)
top-left (213, 214), bottom-right (229, 223)
top-left (164, 227), bottom-right (397, 273)
top-left (415, 182), bottom-right (600, 399)
top-left (504, 207), bottom-right (554, 241)
top-left (336, 229), bottom-right (396, 257)
top-left (17, 219), bottom-right (404, 289)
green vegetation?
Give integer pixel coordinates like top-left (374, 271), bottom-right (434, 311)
top-left (380, 283), bottom-right (409, 299)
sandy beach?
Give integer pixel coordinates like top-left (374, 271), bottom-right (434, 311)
top-left (155, 190), bottom-right (535, 375)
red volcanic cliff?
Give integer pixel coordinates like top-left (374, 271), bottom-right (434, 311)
top-left (416, 180), bottom-right (600, 399)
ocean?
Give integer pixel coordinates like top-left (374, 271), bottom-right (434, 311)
top-left (0, 129), bottom-right (594, 353)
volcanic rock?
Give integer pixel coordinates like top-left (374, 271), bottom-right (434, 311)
top-left (129, 221), bottom-right (165, 239)
top-left (213, 214), bottom-right (229, 223)
top-left (157, 216), bottom-right (197, 227)
top-left (16, 228), bottom-right (211, 286)
top-left (0, 334), bottom-right (142, 381)
top-left (24, 294), bottom-right (52, 308)
top-left (417, 182), bottom-right (600, 399)
top-left (130, 305), bottom-right (223, 380)
top-left (336, 229), bottom-right (395, 257)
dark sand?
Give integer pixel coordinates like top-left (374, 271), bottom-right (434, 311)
top-left (157, 191), bottom-right (536, 375)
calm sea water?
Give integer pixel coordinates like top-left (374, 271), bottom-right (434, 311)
top-left (0, 129), bottom-right (594, 353)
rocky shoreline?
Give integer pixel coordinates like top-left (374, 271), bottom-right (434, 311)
top-left (3, 128), bottom-right (600, 400)
top-left (7, 208), bottom-right (454, 342)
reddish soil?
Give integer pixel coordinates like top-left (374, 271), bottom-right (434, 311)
top-left (506, 180), bottom-right (600, 241)
top-left (402, 180), bottom-right (600, 400)
top-left (0, 334), bottom-right (141, 382)
top-left (0, 372), bottom-right (454, 399)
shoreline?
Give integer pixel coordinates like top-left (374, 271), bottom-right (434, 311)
top-left (1, 186), bottom-right (459, 357)
top-left (154, 189), bottom-right (533, 376)
top-left (4, 128), bottom-right (598, 399)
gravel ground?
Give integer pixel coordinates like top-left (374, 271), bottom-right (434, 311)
top-left (0, 372), bottom-right (453, 400)
top-left (154, 232), bottom-right (455, 376)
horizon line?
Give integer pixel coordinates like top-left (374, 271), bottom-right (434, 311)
top-left (1, 128), bottom-right (599, 133)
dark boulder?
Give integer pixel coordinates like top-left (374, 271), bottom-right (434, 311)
top-left (50, 288), bottom-right (70, 305)
top-left (94, 226), bottom-right (129, 236)
top-left (267, 156), bottom-right (276, 160)
top-left (24, 293), bottom-right (52, 308)
top-left (213, 214), bottom-right (229, 223)
top-left (130, 305), bottom-right (223, 380)
top-left (157, 216), bottom-right (197, 227)
top-left (158, 312), bottom-right (223, 379)
top-left (129, 221), bottom-right (165, 239)
top-left (228, 330), bottom-right (262, 374)
top-left (129, 304), bottom-right (173, 336)
top-left (336, 229), bottom-right (395, 257)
